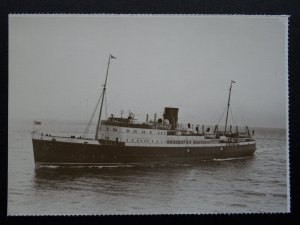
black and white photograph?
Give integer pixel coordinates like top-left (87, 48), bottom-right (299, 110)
top-left (8, 14), bottom-right (289, 215)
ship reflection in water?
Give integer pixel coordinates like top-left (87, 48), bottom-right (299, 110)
top-left (34, 159), bottom-right (255, 186)
top-left (32, 158), bottom-right (262, 214)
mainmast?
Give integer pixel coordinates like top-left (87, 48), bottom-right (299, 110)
top-left (224, 80), bottom-right (235, 133)
top-left (95, 54), bottom-right (116, 139)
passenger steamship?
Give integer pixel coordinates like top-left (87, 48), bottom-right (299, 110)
top-left (32, 54), bottom-right (256, 166)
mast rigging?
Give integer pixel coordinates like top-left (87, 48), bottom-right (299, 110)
top-left (224, 80), bottom-right (235, 133)
top-left (95, 54), bottom-right (116, 139)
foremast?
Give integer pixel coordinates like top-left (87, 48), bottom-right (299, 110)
top-left (224, 80), bottom-right (235, 133)
top-left (95, 54), bottom-right (116, 139)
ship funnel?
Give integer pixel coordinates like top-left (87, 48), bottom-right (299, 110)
top-left (163, 107), bottom-right (179, 130)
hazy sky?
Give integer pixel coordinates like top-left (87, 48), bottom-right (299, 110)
top-left (9, 15), bottom-right (288, 129)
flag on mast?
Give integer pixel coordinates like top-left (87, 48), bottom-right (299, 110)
top-left (110, 54), bottom-right (116, 59)
top-left (231, 80), bottom-right (236, 83)
top-left (33, 120), bottom-right (41, 125)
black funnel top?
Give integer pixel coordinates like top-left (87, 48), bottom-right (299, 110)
top-left (163, 107), bottom-right (179, 130)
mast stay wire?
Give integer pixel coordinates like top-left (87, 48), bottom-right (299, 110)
top-left (216, 104), bottom-right (227, 126)
top-left (82, 91), bottom-right (104, 138)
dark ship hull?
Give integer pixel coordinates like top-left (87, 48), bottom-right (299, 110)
top-left (32, 138), bottom-right (256, 166)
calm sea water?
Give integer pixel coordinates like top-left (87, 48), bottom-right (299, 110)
top-left (8, 119), bottom-right (289, 215)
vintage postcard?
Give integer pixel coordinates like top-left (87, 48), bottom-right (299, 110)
top-left (8, 14), bottom-right (289, 215)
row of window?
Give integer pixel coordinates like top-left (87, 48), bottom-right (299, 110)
top-left (105, 127), bottom-right (167, 135)
top-left (119, 139), bottom-right (209, 144)
top-left (127, 139), bottom-right (163, 143)
top-left (130, 129), bottom-right (166, 135)
top-left (167, 140), bottom-right (208, 144)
